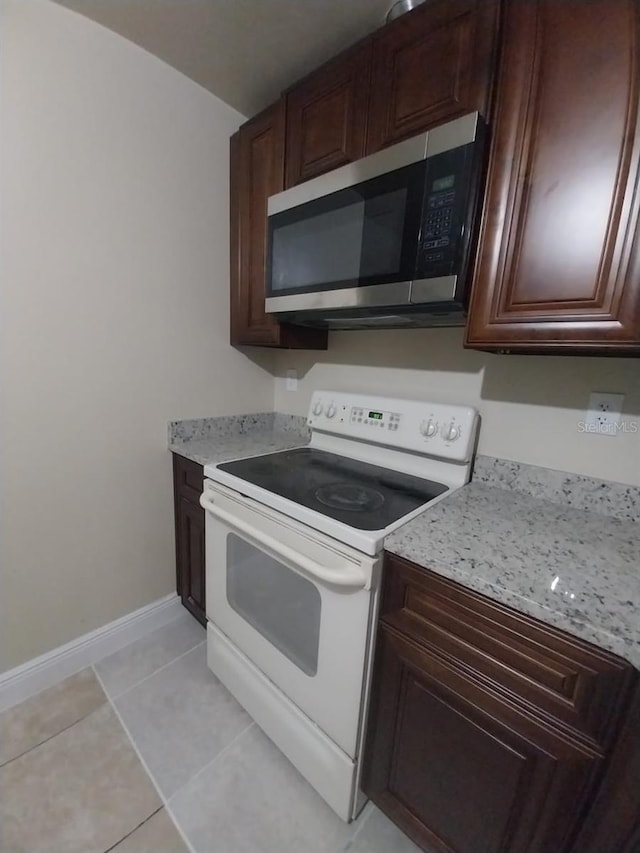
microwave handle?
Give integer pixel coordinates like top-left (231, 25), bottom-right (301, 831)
top-left (199, 493), bottom-right (369, 591)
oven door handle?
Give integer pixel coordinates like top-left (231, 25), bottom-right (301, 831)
top-left (199, 493), bottom-right (369, 590)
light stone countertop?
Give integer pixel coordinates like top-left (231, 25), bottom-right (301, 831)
top-left (168, 412), bottom-right (309, 467)
top-left (385, 481), bottom-right (640, 668)
top-left (168, 411), bottom-right (639, 668)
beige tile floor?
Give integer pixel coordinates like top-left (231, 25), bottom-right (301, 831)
top-left (0, 612), bottom-right (421, 853)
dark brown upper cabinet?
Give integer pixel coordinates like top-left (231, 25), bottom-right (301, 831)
top-left (229, 2), bottom-right (501, 349)
top-left (284, 42), bottom-right (372, 188)
top-left (465, 0), bottom-right (640, 354)
top-left (230, 101), bottom-right (328, 349)
top-left (365, 0), bottom-right (502, 154)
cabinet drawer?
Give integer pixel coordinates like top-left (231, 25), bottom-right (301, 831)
top-left (172, 454), bottom-right (204, 504)
top-left (382, 553), bottom-right (634, 748)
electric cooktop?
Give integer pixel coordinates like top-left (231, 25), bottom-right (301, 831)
top-left (217, 447), bottom-right (448, 531)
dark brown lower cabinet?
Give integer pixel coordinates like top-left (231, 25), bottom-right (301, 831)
top-left (569, 683), bottom-right (640, 853)
top-left (172, 454), bottom-right (206, 627)
top-left (362, 553), bottom-right (637, 853)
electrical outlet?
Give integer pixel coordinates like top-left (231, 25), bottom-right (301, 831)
top-left (285, 369), bottom-right (298, 392)
top-left (584, 392), bottom-right (624, 436)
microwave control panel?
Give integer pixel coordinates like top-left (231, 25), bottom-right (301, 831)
top-left (416, 139), bottom-right (481, 281)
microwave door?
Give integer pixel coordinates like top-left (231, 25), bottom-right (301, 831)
top-left (266, 160), bottom-right (426, 314)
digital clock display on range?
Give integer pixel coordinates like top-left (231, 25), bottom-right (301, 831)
top-left (368, 411), bottom-right (383, 420)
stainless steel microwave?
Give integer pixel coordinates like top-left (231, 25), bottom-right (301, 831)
top-left (265, 112), bottom-right (487, 329)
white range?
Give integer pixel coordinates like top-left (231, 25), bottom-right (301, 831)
top-left (200, 390), bottom-right (478, 821)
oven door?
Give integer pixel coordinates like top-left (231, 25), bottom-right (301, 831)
top-left (200, 480), bottom-right (379, 758)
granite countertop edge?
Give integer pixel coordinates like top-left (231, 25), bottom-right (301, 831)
top-left (385, 482), bottom-right (640, 669)
top-left (386, 542), bottom-right (637, 667)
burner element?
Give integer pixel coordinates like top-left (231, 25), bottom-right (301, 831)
top-left (315, 482), bottom-right (385, 513)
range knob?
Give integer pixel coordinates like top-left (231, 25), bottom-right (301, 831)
top-left (312, 400), bottom-right (324, 417)
top-left (420, 418), bottom-right (438, 438)
top-left (326, 403), bottom-right (337, 419)
top-left (442, 421), bottom-right (461, 442)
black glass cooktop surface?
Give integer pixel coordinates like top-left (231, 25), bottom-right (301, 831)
top-left (217, 447), bottom-right (448, 530)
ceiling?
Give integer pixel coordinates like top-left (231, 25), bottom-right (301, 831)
top-left (52, 0), bottom-right (397, 117)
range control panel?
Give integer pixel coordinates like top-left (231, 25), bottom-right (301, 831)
top-left (308, 391), bottom-right (478, 463)
top-left (350, 406), bottom-right (402, 432)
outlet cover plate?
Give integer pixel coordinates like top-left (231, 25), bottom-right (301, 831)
top-left (285, 369), bottom-right (298, 392)
top-left (584, 392), bottom-right (624, 436)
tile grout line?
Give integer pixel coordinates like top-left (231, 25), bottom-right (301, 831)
top-left (0, 701), bottom-right (109, 770)
top-left (0, 623), bottom-right (203, 769)
top-left (91, 665), bottom-right (198, 853)
top-left (94, 632), bottom-right (371, 850)
top-left (166, 720), bottom-right (257, 807)
top-left (102, 805), bottom-right (163, 853)
top-left (101, 638), bottom-right (207, 703)
top-left (6, 649), bottom-right (374, 852)
top-left (344, 801), bottom-right (376, 850)
top-left (162, 722), bottom-right (257, 852)
top-left (164, 714), bottom-right (370, 853)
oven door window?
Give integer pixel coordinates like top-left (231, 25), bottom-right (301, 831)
top-left (267, 160), bottom-right (426, 296)
top-left (226, 534), bottom-right (321, 676)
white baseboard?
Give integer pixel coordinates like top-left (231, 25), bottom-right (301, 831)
top-left (0, 593), bottom-right (183, 713)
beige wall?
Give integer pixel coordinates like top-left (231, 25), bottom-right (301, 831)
top-left (274, 329), bottom-right (640, 486)
top-left (0, 0), bottom-right (274, 672)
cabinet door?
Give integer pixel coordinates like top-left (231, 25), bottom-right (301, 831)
top-left (176, 496), bottom-right (206, 627)
top-left (285, 42), bottom-right (372, 188)
top-left (366, 0), bottom-right (501, 154)
top-left (363, 626), bottom-right (602, 853)
top-left (465, 0), bottom-right (640, 353)
top-left (230, 102), bottom-right (327, 349)
top-left (569, 683), bottom-right (640, 853)
top-left (173, 455), bottom-right (206, 627)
